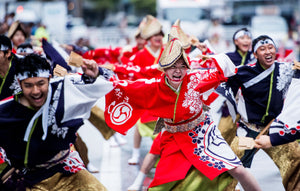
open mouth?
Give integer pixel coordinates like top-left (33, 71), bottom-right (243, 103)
top-left (265, 55), bottom-right (273, 63)
top-left (172, 75), bottom-right (182, 81)
top-left (242, 44), bottom-right (249, 49)
top-left (31, 94), bottom-right (44, 103)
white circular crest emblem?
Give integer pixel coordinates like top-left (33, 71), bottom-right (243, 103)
top-left (110, 102), bottom-right (132, 125)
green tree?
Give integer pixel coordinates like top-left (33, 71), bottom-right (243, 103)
top-left (84, 0), bottom-right (120, 26)
top-left (89, 0), bottom-right (120, 11)
top-left (130, 0), bottom-right (156, 16)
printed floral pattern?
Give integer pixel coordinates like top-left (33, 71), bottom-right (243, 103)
top-left (0, 147), bottom-right (8, 164)
top-left (182, 75), bottom-right (202, 114)
top-left (188, 114), bottom-right (241, 170)
top-left (9, 76), bottom-right (22, 95)
top-left (62, 150), bottom-right (85, 173)
top-left (272, 119), bottom-right (300, 136)
top-left (277, 62), bottom-right (293, 96)
top-left (48, 83), bottom-right (69, 139)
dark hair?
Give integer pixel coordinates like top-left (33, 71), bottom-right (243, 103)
top-left (0, 34), bottom-right (12, 50)
top-left (0, 34), bottom-right (13, 60)
top-left (252, 35), bottom-right (275, 52)
top-left (15, 54), bottom-right (51, 78)
top-left (232, 28), bottom-right (251, 50)
top-left (12, 24), bottom-right (27, 39)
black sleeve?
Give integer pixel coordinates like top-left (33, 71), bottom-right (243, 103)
top-left (270, 131), bottom-right (300, 146)
top-left (226, 75), bottom-right (240, 97)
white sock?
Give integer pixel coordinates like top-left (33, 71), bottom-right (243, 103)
top-left (132, 171), bottom-right (146, 187)
top-left (132, 148), bottom-right (140, 157)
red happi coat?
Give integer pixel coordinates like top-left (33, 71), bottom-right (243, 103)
top-left (105, 56), bottom-right (241, 185)
top-left (120, 46), bottom-right (140, 65)
top-left (105, 55), bottom-right (235, 134)
top-left (114, 46), bottom-right (164, 123)
top-left (130, 46), bottom-right (164, 67)
top-left (114, 64), bottom-right (163, 81)
top-left (114, 46), bottom-right (164, 80)
top-left (82, 47), bottom-right (122, 65)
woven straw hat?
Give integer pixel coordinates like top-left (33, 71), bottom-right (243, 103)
top-left (169, 19), bottom-right (191, 49)
top-left (7, 20), bottom-right (27, 39)
top-left (158, 34), bottom-right (190, 70)
top-left (134, 17), bottom-right (147, 38)
top-left (140, 15), bottom-right (163, 39)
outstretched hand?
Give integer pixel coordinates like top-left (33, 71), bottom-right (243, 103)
top-left (254, 135), bottom-right (272, 149)
top-left (81, 59), bottom-right (99, 78)
top-left (196, 42), bottom-right (208, 54)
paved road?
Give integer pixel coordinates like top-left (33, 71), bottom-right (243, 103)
top-left (77, 100), bottom-right (285, 191)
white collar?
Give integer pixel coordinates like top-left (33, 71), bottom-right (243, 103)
top-left (146, 45), bottom-right (161, 58)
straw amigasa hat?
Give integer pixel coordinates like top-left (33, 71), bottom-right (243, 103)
top-left (7, 20), bottom-right (27, 39)
top-left (140, 15), bottom-right (163, 40)
top-left (169, 19), bottom-right (191, 49)
top-left (134, 16), bottom-right (147, 38)
top-left (158, 34), bottom-right (190, 71)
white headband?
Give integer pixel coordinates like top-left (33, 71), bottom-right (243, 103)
top-left (16, 47), bottom-right (34, 54)
top-left (234, 30), bottom-right (252, 40)
top-left (253, 39), bottom-right (276, 52)
top-left (0, 44), bottom-right (9, 51)
top-left (16, 69), bottom-right (50, 81)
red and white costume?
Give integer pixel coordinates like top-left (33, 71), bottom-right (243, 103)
top-left (120, 45), bottom-right (141, 65)
top-left (114, 46), bottom-right (164, 80)
top-left (105, 54), bottom-right (242, 187)
top-left (82, 47), bottom-right (122, 65)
